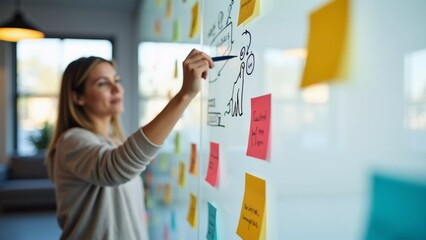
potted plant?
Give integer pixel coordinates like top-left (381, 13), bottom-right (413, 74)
top-left (28, 121), bottom-right (53, 154)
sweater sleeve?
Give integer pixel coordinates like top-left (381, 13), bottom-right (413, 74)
top-left (57, 128), bottom-right (161, 186)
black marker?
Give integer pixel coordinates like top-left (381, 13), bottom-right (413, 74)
top-left (212, 55), bottom-right (238, 62)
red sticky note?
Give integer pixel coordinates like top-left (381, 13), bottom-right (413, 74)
top-left (246, 94), bottom-right (271, 160)
top-left (205, 142), bottom-right (219, 187)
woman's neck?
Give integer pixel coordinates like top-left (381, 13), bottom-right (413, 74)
top-left (88, 114), bottom-right (112, 137)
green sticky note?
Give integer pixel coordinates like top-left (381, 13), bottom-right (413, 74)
top-left (172, 19), bottom-right (180, 42)
top-left (174, 131), bottom-right (181, 154)
top-left (160, 154), bottom-right (168, 170)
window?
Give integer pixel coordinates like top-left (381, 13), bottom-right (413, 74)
top-left (138, 42), bottom-right (201, 132)
top-left (15, 38), bottom-right (113, 156)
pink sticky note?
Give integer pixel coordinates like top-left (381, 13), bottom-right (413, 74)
top-left (163, 223), bottom-right (169, 240)
top-left (205, 142), bottom-right (219, 187)
top-left (246, 94), bottom-right (271, 160)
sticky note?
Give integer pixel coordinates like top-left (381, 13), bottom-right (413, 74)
top-left (171, 210), bottom-right (176, 230)
top-left (189, 143), bottom-right (198, 176)
top-left (205, 142), bottom-right (219, 187)
top-left (163, 223), bottom-right (169, 240)
top-left (236, 173), bottom-right (266, 240)
top-left (238, 0), bottom-right (260, 26)
top-left (174, 131), bottom-right (181, 154)
top-left (172, 19), bottom-right (180, 42)
top-left (174, 59), bottom-right (179, 78)
top-left (246, 94), bottom-right (271, 160)
top-left (165, 0), bottom-right (172, 19)
top-left (155, 0), bottom-right (163, 8)
top-left (164, 183), bottom-right (171, 205)
top-left (155, 19), bottom-right (162, 36)
top-left (189, 2), bottom-right (200, 38)
top-left (187, 193), bottom-right (197, 228)
top-left (206, 202), bottom-right (217, 240)
top-left (178, 162), bottom-right (185, 187)
top-left (300, 0), bottom-right (349, 88)
top-left (160, 154), bottom-right (168, 171)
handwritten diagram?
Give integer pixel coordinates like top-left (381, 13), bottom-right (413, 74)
top-left (207, 0), bottom-right (256, 128)
top-left (224, 30), bottom-right (255, 117)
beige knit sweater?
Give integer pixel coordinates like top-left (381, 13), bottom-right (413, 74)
top-left (48, 127), bottom-right (161, 240)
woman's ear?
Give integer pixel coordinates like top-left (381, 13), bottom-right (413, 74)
top-left (72, 91), bottom-right (84, 106)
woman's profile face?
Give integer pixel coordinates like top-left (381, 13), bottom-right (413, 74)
top-left (78, 62), bottom-right (124, 119)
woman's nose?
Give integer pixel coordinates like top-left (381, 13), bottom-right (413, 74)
top-left (111, 82), bottom-right (121, 93)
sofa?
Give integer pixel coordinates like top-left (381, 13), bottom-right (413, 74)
top-left (0, 155), bottom-right (56, 210)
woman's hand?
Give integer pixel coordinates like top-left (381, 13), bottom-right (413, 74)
top-left (142, 49), bottom-right (214, 145)
top-left (180, 49), bottom-right (214, 99)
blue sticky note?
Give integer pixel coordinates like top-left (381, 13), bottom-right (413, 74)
top-left (206, 202), bottom-right (217, 240)
top-left (171, 210), bottom-right (176, 230)
top-left (365, 172), bottom-right (426, 240)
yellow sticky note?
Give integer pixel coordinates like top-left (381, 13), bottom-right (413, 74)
top-left (236, 173), bottom-right (266, 240)
top-left (238, 0), bottom-right (260, 26)
top-left (178, 162), bottom-right (185, 188)
top-left (164, 183), bottom-right (172, 205)
top-left (189, 2), bottom-right (200, 38)
top-left (165, 0), bottom-right (172, 19)
top-left (300, 0), bottom-right (349, 88)
top-left (187, 193), bottom-right (197, 228)
top-left (189, 143), bottom-right (198, 176)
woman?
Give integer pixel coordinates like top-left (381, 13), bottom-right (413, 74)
top-left (46, 49), bottom-right (214, 240)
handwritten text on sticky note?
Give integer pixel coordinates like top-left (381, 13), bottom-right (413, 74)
top-left (236, 173), bottom-right (266, 240)
top-left (238, 0), bottom-right (260, 26)
top-left (205, 142), bottom-right (219, 187)
top-left (246, 94), bottom-right (271, 160)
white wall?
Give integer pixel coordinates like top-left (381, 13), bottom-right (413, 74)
top-left (0, 1), bottom-right (141, 161)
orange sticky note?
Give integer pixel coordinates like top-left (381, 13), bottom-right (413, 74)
top-left (187, 192), bottom-right (197, 228)
top-left (178, 162), bottom-right (185, 188)
top-left (246, 94), bottom-right (271, 160)
top-left (205, 142), bottom-right (219, 187)
top-left (236, 173), bottom-right (266, 240)
top-left (238, 0), bottom-right (260, 26)
top-left (165, 0), bottom-right (172, 19)
top-left (164, 183), bottom-right (171, 205)
top-left (189, 2), bottom-right (200, 38)
top-left (300, 0), bottom-right (349, 88)
top-left (155, 19), bottom-right (162, 36)
top-left (189, 143), bottom-right (198, 176)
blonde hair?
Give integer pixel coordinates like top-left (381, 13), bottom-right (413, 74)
top-left (46, 56), bottom-right (125, 182)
